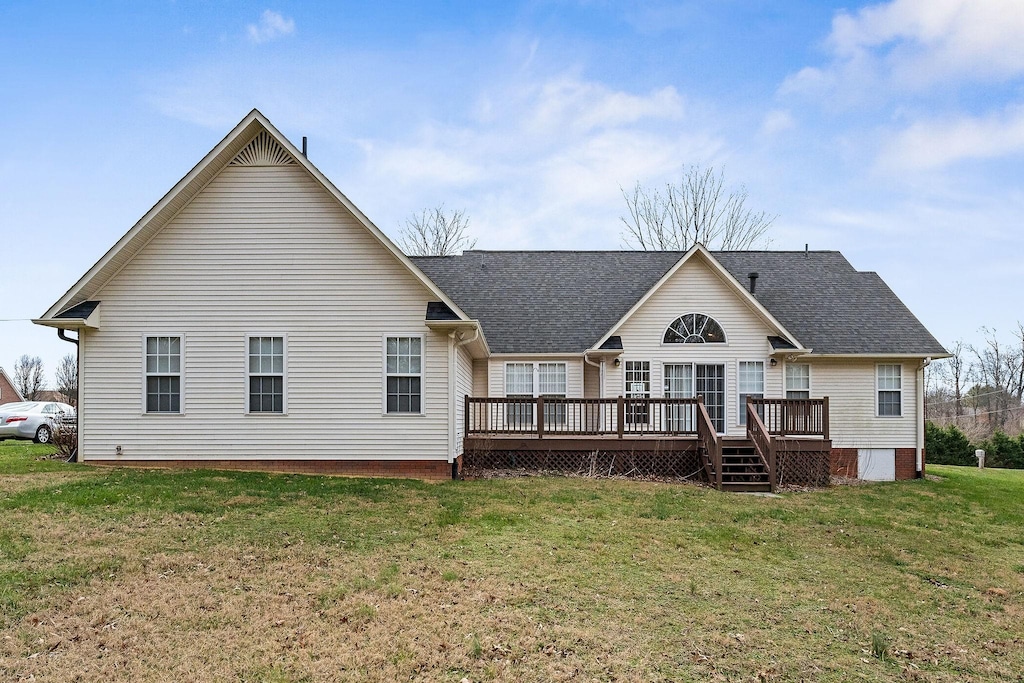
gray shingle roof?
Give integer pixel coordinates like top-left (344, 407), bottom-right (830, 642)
top-left (411, 250), bottom-right (946, 356)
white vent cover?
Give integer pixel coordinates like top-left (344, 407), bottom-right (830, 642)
top-left (229, 131), bottom-right (297, 166)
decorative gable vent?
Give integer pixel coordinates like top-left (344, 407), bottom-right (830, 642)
top-left (229, 131), bottom-right (297, 166)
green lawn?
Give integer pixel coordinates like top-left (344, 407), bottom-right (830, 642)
top-left (0, 442), bottom-right (1021, 682)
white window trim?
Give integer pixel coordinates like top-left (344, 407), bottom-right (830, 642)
top-left (502, 361), bottom-right (568, 398)
top-left (662, 361), bottom-right (727, 435)
top-left (660, 312), bottom-right (730, 347)
top-left (622, 360), bottom-right (651, 398)
top-left (737, 360), bottom-right (765, 427)
top-left (246, 333), bottom-right (288, 415)
top-left (784, 362), bottom-right (812, 399)
top-left (382, 334), bottom-right (425, 416)
top-left (875, 362), bottom-right (904, 418)
top-left (141, 333), bottom-right (185, 415)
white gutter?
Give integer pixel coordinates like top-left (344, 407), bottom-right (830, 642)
top-left (583, 351), bottom-right (605, 399)
top-left (449, 328), bottom-right (482, 465)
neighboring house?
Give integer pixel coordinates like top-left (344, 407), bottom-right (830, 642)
top-left (34, 110), bottom-right (948, 486)
top-left (0, 367), bottom-right (25, 404)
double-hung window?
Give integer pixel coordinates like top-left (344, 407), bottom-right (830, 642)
top-left (538, 362), bottom-right (567, 426)
top-left (145, 336), bottom-right (181, 413)
top-left (625, 361), bottom-right (651, 424)
top-left (738, 361), bottom-right (764, 426)
top-left (386, 336), bottom-right (422, 413)
top-left (505, 362), bottom-right (534, 428)
top-left (785, 364), bottom-right (811, 399)
top-left (248, 336), bottom-right (285, 413)
top-left (877, 364), bottom-right (902, 417)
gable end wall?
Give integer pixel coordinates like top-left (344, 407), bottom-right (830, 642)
top-left (80, 164), bottom-right (451, 464)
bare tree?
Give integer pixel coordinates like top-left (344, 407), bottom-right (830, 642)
top-left (55, 353), bottom-right (78, 407)
top-left (621, 165), bottom-right (775, 251)
top-left (969, 328), bottom-right (1024, 431)
top-left (13, 354), bottom-right (45, 401)
top-left (936, 340), bottom-right (971, 420)
top-left (397, 205), bottom-right (476, 256)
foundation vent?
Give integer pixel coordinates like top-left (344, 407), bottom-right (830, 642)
top-left (229, 131), bottom-right (297, 167)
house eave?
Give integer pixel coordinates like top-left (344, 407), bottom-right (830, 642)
top-left (424, 319), bottom-right (491, 357)
top-left (805, 352), bottom-right (952, 360)
top-left (32, 318), bottom-right (98, 330)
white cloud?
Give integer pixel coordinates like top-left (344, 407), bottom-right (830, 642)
top-left (247, 10), bottom-right (295, 44)
top-left (880, 105), bottom-right (1024, 170)
top-left (760, 110), bottom-right (795, 137)
top-left (783, 0), bottom-right (1024, 98)
top-left (349, 75), bottom-right (722, 248)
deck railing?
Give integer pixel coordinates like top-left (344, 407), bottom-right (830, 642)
top-left (746, 403), bottom-right (777, 492)
top-left (747, 397), bottom-right (829, 439)
top-left (465, 396), bottom-right (705, 438)
top-left (696, 399), bottom-right (722, 489)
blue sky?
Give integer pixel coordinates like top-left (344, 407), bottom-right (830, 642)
top-left (2, 0), bottom-right (1023, 384)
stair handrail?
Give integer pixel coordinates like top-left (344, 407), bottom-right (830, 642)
top-left (746, 401), bottom-right (777, 492)
top-left (696, 397), bottom-right (722, 490)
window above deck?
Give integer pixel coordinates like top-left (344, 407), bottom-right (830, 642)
top-left (663, 313), bottom-right (726, 344)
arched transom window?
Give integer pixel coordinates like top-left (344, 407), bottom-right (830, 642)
top-left (664, 313), bottom-right (726, 344)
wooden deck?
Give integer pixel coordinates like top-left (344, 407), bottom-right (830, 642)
top-left (463, 396), bottom-right (832, 490)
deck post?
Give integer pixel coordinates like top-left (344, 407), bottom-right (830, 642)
top-left (537, 396), bottom-right (545, 439)
top-left (464, 395), bottom-right (471, 437)
top-left (822, 396), bottom-right (830, 441)
top-left (617, 396), bottom-right (625, 438)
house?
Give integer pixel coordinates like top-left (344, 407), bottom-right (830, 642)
top-left (0, 367), bottom-right (25, 404)
top-left (33, 110), bottom-right (948, 488)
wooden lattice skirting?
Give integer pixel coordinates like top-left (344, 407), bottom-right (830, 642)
top-left (464, 448), bottom-right (707, 481)
top-left (776, 449), bottom-right (831, 487)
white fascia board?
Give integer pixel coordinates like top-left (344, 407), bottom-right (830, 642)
top-left (424, 319), bottom-right (491, 356)
top-left (33, 304), bottom-right (101, 330)
top-left (489, 352), bottom-right (586, 358)
top-left (39, 111), bottom-right (268, 320)
top-left (807, 352), bottom-right (952, 360)
top-left (590, 244), bottom-right (807, 352)
top-left (255, 114), bottom-right (473, 323)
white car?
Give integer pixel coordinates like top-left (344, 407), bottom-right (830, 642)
top-left (0, 402), bottom-right (76, 444)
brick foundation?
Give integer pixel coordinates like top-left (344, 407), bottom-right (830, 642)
top-left (830, 448), bottom-right (858, 478)
top-left (830, 447), bottom-right (922, 480)
top-left (895, 448), bottom-right (918, 480)
top-left (87, 459), bottom-right (453, 481)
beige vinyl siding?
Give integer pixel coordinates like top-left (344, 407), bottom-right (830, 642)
top-left (81, 164), bottom-right (449, 462)
top-left (606, 255), bottom-right (782, 437)
top-left (805, 358), bottom-right (918, 449)
top-left (584, 361), bottom-right (601, 398)
top-left (454, 345), bottom-right (474, 456)
top-left (472, 359), bottom-right (488, 397)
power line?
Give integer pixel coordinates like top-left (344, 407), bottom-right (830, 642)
top-left (926, 388), bottom-right (1016, 406)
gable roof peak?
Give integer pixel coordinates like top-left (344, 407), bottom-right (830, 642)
top-left (36, 110), bottom-right (471, 325)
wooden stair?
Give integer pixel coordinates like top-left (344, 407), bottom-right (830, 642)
top-left (711, 440), bottom-right (773, 493)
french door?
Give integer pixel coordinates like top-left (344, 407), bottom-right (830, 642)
top-left (664, 363), bottom-right (725, 433)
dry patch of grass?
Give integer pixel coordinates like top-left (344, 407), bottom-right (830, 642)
top-left (1, 442), bottom-right (1023, 681)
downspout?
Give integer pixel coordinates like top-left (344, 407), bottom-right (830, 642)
top-left (56, 328), bottom-right (80, 462)
top-left (447, 332), bottom-right (456, 468)
top-left (450, 327), bottom-right (481, 478)
top-left (583, 352), bottom-right (604, 398)
top-left (917, 357), bottom-right (932, 477)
